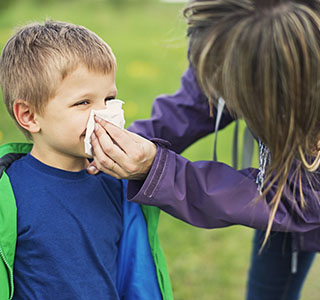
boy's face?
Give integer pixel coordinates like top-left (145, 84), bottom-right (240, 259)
top-left (31, 64), bottom-right (117, 171)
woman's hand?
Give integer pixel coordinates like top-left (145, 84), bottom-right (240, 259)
top-left (87, 117), bottom-right (157, 180)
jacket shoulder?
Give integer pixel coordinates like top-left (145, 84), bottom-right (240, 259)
top-left (0, 142), bottom-right (31, 300)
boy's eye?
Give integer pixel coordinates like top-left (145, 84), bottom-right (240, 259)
top-left (74, 100), bottom-right (90, 106)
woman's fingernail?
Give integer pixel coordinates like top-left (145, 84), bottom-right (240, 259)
top-left (87, 165), bottom-right (97, 173)
top-left (95, 116), bottom-right (103, 122)
top-left (91, 132), bottom-right (97, 140)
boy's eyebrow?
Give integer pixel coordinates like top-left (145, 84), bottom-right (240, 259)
top-left (72, 90), bottom-right (117, 101)
top-left (73, 92), bottom-right (96, 100)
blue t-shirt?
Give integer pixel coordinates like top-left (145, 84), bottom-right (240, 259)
top-left (6, 153), bottom-right (123, 300)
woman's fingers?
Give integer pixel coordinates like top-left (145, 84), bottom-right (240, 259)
top-left (91, 118), bottom-right (157, 180)
top-left (95, 117), bottom-right (139, 154)
top-left (94, 122), bottom-right (127, 162)
top-left (95, 118), bottom-right (154, 163)
top-left (90, 131), bottom-right (123, 178)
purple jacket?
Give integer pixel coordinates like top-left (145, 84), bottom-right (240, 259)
top-left (128, 66), bottom-right (320, 252)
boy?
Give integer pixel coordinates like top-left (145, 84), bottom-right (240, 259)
top-left (0, 20), bottom-right (172, 300)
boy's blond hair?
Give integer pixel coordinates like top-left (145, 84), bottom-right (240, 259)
top-left (0, 20), bottom-right (116, 139)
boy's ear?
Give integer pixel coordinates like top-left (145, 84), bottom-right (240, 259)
top-left (13, 100), bottom-right (40, 133)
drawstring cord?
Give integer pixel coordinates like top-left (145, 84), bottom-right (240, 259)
top-left (213, 97), bottom-right (225, 161)
top-left (291, 233), bottom-right (298, 274)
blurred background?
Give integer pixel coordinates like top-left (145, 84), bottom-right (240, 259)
top-left (0, 0), bottom-right (319, 299)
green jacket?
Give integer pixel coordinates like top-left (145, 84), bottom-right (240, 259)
top-left (0, 143), bottom-right (173, 300)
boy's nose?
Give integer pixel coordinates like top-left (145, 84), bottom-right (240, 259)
top-left (94, 101), bottom-right (107, 110)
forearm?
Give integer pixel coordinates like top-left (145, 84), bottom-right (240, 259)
top-left (127, 144), bottom-right (320, 232)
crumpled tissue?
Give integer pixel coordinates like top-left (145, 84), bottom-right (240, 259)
top-left (84, 99), bottom-right (125, 157)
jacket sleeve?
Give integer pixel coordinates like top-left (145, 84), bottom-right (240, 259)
top-left (128, 66), bottom-right (235, 154)
top-left (127, 144), bottom-right (320, 233)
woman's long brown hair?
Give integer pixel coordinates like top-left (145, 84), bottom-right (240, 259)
top-left (185, 0), bottom-right (320, 247)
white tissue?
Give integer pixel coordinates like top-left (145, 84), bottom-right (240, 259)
top-left (84, 99), bottom-right (125, 157)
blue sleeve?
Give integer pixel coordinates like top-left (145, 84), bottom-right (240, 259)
top-left (117, 180), bottom-right (162, 300)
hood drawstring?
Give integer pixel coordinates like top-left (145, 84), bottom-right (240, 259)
top-left (213, 97), bottom-right (225, 162)
top-left (291, 233), bottom-right (298, 274)
top-left (213, 98), bottom-right (255, 169)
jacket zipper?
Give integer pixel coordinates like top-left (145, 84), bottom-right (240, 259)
top-left (0, 245), bottom-right (14, 299)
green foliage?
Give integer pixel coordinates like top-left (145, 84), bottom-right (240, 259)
top-left (108, 0), bottom-right (156, 9)
top-left (0, 1), bottom-right (319, 299)
top-left (0, 0), bottom-right (15, 12)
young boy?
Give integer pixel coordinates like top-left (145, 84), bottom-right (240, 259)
top-left (0, 20), bottom-right (172, 300)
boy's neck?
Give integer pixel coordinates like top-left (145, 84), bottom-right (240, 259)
top-left (30, 145), bottom-right (89, 172)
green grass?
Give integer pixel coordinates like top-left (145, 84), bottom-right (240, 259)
top-left (0, 1), bottom-right (319, 299)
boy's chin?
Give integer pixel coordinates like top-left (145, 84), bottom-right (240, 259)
top-left (80, 145), bottom-right (93, 159)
